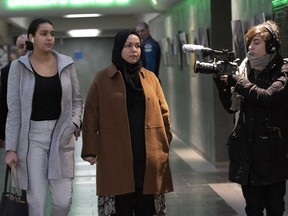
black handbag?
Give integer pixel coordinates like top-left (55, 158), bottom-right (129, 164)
top-left (0, 165), bottom-right (28, 216)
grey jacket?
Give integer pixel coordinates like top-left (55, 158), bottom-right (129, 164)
top-left (6, 50), bottom-right (83, 190)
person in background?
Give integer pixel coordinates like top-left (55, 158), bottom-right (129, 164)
top-left (4, 18), bottom-right (83, 216)
top-left (136, 21), bottom-right (161, 78)
top-left (214, 20), bottom-right (288, 215)
top-left (9, 52), bottom-right (17, 61)
top-left (81, 29), bottom-right (173, 216)
top-left (0, 34), bottom-right (28, 148)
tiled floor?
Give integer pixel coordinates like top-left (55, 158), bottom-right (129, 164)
top-left (1, 134), bottom-right (288, 215)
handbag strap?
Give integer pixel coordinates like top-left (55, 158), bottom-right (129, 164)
top-left (11, 164), bottom-right (22, 196)
top-left (3, 164), bottom-right (22, 196)
top-left (3, 165), bottom-right (10, 193)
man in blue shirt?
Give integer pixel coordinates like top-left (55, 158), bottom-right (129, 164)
top-left (136, 21), bottom-right (161, 78)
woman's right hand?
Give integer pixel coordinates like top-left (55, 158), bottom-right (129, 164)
top-left (83, 156), bottom-right (97, 165)
top-left (5, 151), bottom-right (18, 167)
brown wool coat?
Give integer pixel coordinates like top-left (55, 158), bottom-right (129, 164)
top-left (81, 65), bottom-right (173, 195)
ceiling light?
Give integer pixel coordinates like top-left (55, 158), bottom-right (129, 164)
top-left (63, 14), bottom-right (102, 18)
top-left (68, 29), bottom-right (101, 38)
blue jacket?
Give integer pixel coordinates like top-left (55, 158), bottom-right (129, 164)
top-left (142, 36), bottom-right (161, 77)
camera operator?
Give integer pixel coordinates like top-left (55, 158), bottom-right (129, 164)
top-left (214, 20), bottom-right (288, 215)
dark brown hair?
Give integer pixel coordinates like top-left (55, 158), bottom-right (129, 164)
top-left (245, 20), bottom-right (281, 51)
top-left (26, 18), bottom-right (53, 51)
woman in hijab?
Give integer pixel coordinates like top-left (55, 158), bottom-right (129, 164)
top-left (81, 30), bottom-right (173, 216)
top-left (214, 20), bottom-right (288, 215)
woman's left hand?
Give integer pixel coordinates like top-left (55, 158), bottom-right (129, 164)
top-left (74, 128), bottom-right (82, 140)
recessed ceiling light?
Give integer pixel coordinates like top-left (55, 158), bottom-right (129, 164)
top-left (63, 14), bottom-right (102, 18)
top-left (68, 29), bottom-right (101, 37)
top-left (151, 0), bottom-right (158, 4)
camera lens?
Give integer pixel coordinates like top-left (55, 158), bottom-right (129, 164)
top-left (194, 61), bottom-right (216, 74)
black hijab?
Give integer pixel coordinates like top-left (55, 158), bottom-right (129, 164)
top-left (111, 29), bottom-right (144, 109)
top-left (111, 29), bottom-right (142, 75)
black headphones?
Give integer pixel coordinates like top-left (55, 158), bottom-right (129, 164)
top-left (263, 24), bottom-right (278, 54)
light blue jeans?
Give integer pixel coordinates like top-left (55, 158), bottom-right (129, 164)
top-left (27, 120), bottom-right (73, 216)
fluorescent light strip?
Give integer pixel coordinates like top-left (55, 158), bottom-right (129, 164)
top-left (7, 0), bottom-right (130, 7)
top-left (64, 14), bottom-right (102, 18)
top-left (68, 29), bottom-right (101, 37)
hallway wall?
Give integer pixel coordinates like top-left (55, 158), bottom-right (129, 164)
top-left (231, 0), bottom-right (273, 28)
top-left (146, 0), bottom-right (234, 165)
top-left (54, 37), bottom-right (114, 98)
top-left (148, 0), bottom-right (274, 165)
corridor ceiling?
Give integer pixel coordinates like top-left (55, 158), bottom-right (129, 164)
top-left (0, 0), bottom-right (180, 38)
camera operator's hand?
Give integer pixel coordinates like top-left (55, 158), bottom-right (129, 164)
top-left (218, 74), bottom-right (240, 86)
top-left (227, 74), bottom-right (237, 86)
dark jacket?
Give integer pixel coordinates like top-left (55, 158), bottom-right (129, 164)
top-left (0, 61), bottom-right (12, 140)
top-left (142, 36), bottom-right (161, 77)
top-left (215, 54), bottom-right (288, 186)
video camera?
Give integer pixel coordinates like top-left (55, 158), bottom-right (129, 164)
top-left (182, 44), bottom-right (239, 75)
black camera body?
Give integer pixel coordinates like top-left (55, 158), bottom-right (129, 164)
top-left (195, 60), bottom-right (238, 75)
top-left (183, 45), bottom-right (239, 75)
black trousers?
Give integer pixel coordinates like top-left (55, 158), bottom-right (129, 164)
top-left (241, 181), bottom-right (286, 216)
top-left (112, 188), bottom-right (155, 216)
